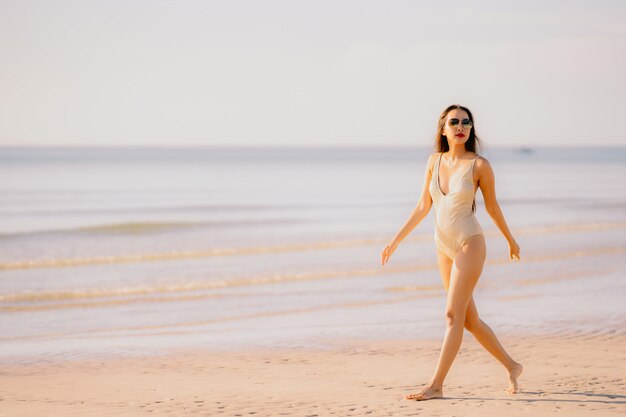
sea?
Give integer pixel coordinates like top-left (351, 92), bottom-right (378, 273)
top-left (1, 145), bottom-right (625, 364)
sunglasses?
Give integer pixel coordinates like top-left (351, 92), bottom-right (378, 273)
top-left (447, 118), bottom-right (473, 128)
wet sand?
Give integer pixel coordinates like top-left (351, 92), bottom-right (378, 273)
top-left (1, 330), bottom-right (624, 416)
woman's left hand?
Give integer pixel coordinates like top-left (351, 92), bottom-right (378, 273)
top-left (508, 239), bottom-right (521, 261)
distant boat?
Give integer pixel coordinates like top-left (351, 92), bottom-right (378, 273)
top-left (516, 146), bottom-right (533, 154)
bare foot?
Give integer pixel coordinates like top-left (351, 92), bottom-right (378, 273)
top-left (405, 385), bottom-right (443, 401)
top-left (507, 362), bottom-right (523, 394)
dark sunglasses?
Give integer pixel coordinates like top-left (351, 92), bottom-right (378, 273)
top-left (447, 118), bottom-right (473, 128)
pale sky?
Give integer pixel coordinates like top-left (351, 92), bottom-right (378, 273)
top-left (1, 0), bottom-right (625, 147)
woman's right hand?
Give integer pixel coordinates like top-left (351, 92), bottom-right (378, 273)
top-left (381, 240), bottom-right (398, 266)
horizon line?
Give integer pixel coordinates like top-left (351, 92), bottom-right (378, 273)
top-left (1, 143), bottom-right (625, 149)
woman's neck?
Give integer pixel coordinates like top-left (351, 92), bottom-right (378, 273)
top-left (445, 143), bottom-right (470, 161)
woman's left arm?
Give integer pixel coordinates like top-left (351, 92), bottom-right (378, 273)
top-left (476, 158), bottom-right (521, 261)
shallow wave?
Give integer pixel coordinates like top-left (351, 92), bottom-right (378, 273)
top-left (0, 261), bottom-right (436, 305)
top-left (0, 292), bottom-right (446, 341)
top-left (0, 236), bottom-right (390, 271)
top-left (0, 218), bottom-right (303, 238)
top-left (1, 245), bottom-right (623, 309)
top-left (1, 196), bottom-right (619, 216)
top-left (0, 221), bottom-right (624, 271)
top-left (0, 202), bottom-right (307, 216)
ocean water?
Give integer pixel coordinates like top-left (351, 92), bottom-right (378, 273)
top-left (1, 146), bottom-right (625, 363)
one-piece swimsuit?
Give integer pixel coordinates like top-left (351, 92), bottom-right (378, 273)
top-left (428, 152), bottom-right (483, 259)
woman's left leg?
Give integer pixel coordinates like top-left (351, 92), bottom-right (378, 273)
top-left (406, 235), bottom-right (486, 400)
top-left (464, 296), bottom-right (523, 393)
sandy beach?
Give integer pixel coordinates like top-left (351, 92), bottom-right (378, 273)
top-left (2, 330), bottom-right (625, 416)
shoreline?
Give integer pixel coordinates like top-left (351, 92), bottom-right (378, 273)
top-left (2, 330), bottom-right (624, 416)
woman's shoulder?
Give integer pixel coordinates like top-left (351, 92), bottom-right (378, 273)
top-left (474, 154), bottom-right (494, 175)
top-left (428, 151), bottom-right (445, 161)
top-left (426, 152), bottom-right (440, 169)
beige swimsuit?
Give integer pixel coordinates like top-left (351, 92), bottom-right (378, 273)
top-left (429, 152), bottom-right (483, 260)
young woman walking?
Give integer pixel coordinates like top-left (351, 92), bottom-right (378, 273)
top-left (381, 104), bottom-right (523, 401)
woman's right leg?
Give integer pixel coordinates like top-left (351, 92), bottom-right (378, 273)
top-left (435, 247), bottom-right (523, 393)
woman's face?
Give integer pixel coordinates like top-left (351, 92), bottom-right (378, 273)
top-left (443, 109), bottom-right (473, 146)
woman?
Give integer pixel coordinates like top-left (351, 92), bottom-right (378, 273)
top-left (380, 104), bottom-right (523, 401)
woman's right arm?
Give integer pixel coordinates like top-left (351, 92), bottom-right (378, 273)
top-left (381, 153), bottom-right (435, 266)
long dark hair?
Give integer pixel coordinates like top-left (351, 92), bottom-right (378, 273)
top-left (434, 104), bottom-right (483, 213)
top-left (434, 104), bottom-right (482, 154)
